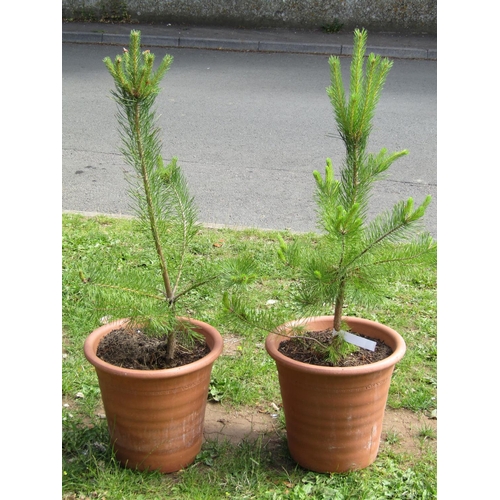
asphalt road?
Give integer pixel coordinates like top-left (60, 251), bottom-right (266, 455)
top-left (62, 43), bottom-right (437, 238)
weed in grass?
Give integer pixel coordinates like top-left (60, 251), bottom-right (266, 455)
top-left (385, 430), bottom-right (402, 445)
top-left (418, 424), bottom-right (437, 441)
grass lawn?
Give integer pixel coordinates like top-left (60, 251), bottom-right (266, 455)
top-left (62, 212), bottom-right (437, 499)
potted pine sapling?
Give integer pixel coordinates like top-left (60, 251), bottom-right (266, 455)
top-left (226, 29), bottom-right (436, 473)
top-left (81, 30), bottom-right (243, 473)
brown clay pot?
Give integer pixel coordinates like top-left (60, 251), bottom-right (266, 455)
top-left (265, 315), bottom-right (406, 473)
top-left (84, 317), bottom-right (223, 473)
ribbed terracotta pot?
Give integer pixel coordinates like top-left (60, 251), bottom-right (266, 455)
top-left (84, 317), bottom-right (223, 473)
top-left (265, 315), bottom-right (406, 473)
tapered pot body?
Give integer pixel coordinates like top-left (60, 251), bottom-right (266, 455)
top-left (265, 316), bottom-right (406, 473)
top-left (84, 317), bottom-right (223, 473)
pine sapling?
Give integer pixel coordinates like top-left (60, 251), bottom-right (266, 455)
top-left (302, 28), bottom-right (435, 337)
top-left (226, 29), bottom-right (436, 364)
top-left (81, 30), bottom-right (226, 361)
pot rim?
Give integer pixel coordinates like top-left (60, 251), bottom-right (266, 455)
top-left (265, 315), bottom-right (406, 376)
top-left (84, 316), bottom-right (223, 379)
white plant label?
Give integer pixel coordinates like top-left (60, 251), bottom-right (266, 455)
top-left (338, 330), bottom-right (377, 351)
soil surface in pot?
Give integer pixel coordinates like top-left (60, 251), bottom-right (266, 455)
top-left (96, 328), bottom-right (210, 370)
top-left (278, 328), bottom-right (393, 367)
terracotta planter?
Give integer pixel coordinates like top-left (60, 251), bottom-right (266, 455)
top-left (265, 315), bottom-right (406, 473)
top-left (84, 317), bottom-right (223, 473)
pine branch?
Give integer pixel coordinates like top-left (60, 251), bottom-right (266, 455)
top-left (88, 282), bottom-right (165, 302)
top-left (223, 293), bottom-right (329, 348)
top-left (156, 157), bottom-right (200, 296)
top-left (343, 196), bottom-right (432, 272)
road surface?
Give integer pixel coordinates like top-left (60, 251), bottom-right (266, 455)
top-left (62, 43), bottom-right (437, 237)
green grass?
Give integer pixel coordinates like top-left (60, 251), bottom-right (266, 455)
top-left (62, 213), bottom-right (437, 499)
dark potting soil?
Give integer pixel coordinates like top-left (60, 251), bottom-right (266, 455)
top-left (96, 328), bottom-right (210, 370)
top-left (278, 328), bottom-right (393, 367)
